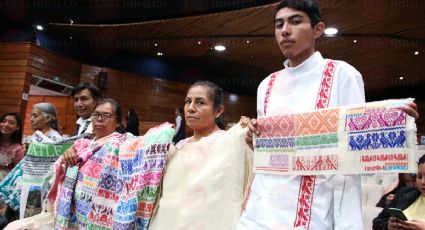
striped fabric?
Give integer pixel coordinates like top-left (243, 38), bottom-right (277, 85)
top-left (55, 123), bottom-right (174, 230)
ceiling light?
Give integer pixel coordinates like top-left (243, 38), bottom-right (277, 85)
top-left (69, 36), bottom-right (72, 40)
top-left (197, 41), bottom-right (202, 45)
top-left (157, 52), bottom-right (163, 56)
top-left (69, 19), bottom-right (74, 25)
top-left (36, 25), bottom-right (43, 31)
top-left (246, 40), bottom-right (250, 44)
top-left (414, 51), bottom-right (419, 55)
top-left (353, 39), bottom-right (357, 43)
top-left (324, 27), bottom-right (338, 35)
top-left (399, 76), bottom-right (404, 80)
top-left (154, 43), bottom-right (158, 47)
top-left (229, 94), bottom-right (238, 102)
top-left (214, 45), bottom-right (226, 51)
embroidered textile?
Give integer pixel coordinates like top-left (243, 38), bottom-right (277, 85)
top-left (0, 143), bottom-right (24, 181)
top-left (0, 132), bottom-right (84, 218)
top-left (54, 123), bottom-right (174, 230)
top-left (254, 99), bottom-right (417, 175)
top-left (149, 123), bottom-right (252, 230)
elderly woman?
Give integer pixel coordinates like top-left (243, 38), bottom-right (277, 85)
top-left (4, 98), bottom-right (129, 229)
top-left (30, 102), bottom-right (61, 141)
top-left (149, 81), bottom-right (252, 230)
top-left (52, 97), bottom-right (174, 229)
top-left (373, 154), bottom-right (425, 230)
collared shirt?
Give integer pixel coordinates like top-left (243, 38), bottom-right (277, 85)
top-left (76, 117), bottom-right (93, 135)
top-left (238, 51), bottom-right (365, 230)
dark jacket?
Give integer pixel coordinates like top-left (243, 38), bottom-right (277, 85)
top-left (372, 186), bottom-right (421, 230)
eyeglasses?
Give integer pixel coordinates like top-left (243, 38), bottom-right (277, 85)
top-left (91, 113), bottom-right (115, 121)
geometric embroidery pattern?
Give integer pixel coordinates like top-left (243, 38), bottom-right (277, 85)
top-left (55, 124), bottom-right (175, 230)
top-left (296, 133), bottom-right (338, 147)
top-left (256, 137), bottom-right (295, 149)
top-left (294, 109), bottom-right (339, 136)
top-left (257, 114), bottom-right (294, 138)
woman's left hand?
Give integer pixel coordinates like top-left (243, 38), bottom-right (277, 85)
top-left (403, 102), bottom-right (419, 119)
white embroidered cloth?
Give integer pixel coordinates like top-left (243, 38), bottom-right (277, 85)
top-left (254, 99), bottom-right (417, 175)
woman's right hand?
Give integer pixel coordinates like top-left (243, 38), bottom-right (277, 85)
top-left (388, 216), bottom-right (410, 230)
top-left (63, 148), bottom-right (78, 166)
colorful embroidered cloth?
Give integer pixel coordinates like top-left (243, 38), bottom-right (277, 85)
top-left (254, 99), bottom-right (417, 175)
top-left (55, 123), bottom-right (174, 230)
top-left (0, 132), bottom-right (84, 217)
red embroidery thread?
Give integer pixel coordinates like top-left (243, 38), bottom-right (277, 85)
top-left (293, 60), bottom-right (337, 229)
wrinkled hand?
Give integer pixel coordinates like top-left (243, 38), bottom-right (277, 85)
top-left (245, 119), bottom-right (260, 150)
top-left (403, 102), bottom-right (419, 119)
top-left (63, 148), bottom-right (78, 167)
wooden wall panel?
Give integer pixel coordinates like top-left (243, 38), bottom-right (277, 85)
top-left (27, 45), bottom-right (82, 85)
top-left (23, 95), bottom-right (76, 136)
top-left (80, 64), bottom-right (257, 135)
top-left (0, 43), bottom-right (30, 115)
top-left (0, 43), bottom-right (81, 135)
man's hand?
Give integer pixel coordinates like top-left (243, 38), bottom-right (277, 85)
top-left (245, 119), bottom-right (260, 150)
top-left (63, 148), bottom-right (78, 166)
top-left (403, 102), bottom-right (419, 119)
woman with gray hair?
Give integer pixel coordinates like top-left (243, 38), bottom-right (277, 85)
top-left (31, 102), bottom-right (61, 141)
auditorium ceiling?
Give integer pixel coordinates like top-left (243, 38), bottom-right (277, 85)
top-left (2, 0), bottom-right (424, 98)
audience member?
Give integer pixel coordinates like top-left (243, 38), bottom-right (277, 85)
top-left (172, 107), bottom-right (186, 144)
top-left (125, 108), bottom-right (140, 136)
top-left (30, 103), bottom-right (61, 141)
top-left (0, 112), bottom-right (24, 226)
top-left (71, 83), bottom-right (102, 136)
top-left (373, 154), bottom-right (425, 230)
top-left (0, 112), bottom-right (24, 181)
top-left (377, 173), bottom-right (417, 208)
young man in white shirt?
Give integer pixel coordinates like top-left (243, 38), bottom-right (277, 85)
top-left (71, 83), bottom-right (102, 136)
top-left (239, 0), bottom-right (419, 229)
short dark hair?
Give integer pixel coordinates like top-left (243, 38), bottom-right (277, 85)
top-left (71, 83), bottom-right (102, 101)
top-left (274, 0), bottom-right (321, 27)
top-left (189, 81), bottom-right (225, 130)
top-left (419, 154), bottom-right (425, 165)
top-left (0, 112), bottom-right (23, 144)
top-left (96, 98), bottom-right (126, 134)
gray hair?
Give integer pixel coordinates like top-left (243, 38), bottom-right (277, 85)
top-left (34, 102), bottom-right (59, 131)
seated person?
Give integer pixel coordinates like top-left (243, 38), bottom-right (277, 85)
top-left (0, 112), bottom-right (24, 181)
top-left (373, 154), bottom-right (425, 230)
top-left (376, 173), bottom-right (416, 208)
top-left (30, 102), bottom-right (62, 141)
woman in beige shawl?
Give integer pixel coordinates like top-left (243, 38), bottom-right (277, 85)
top-left (149, 81), bottom-right (252, 230)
